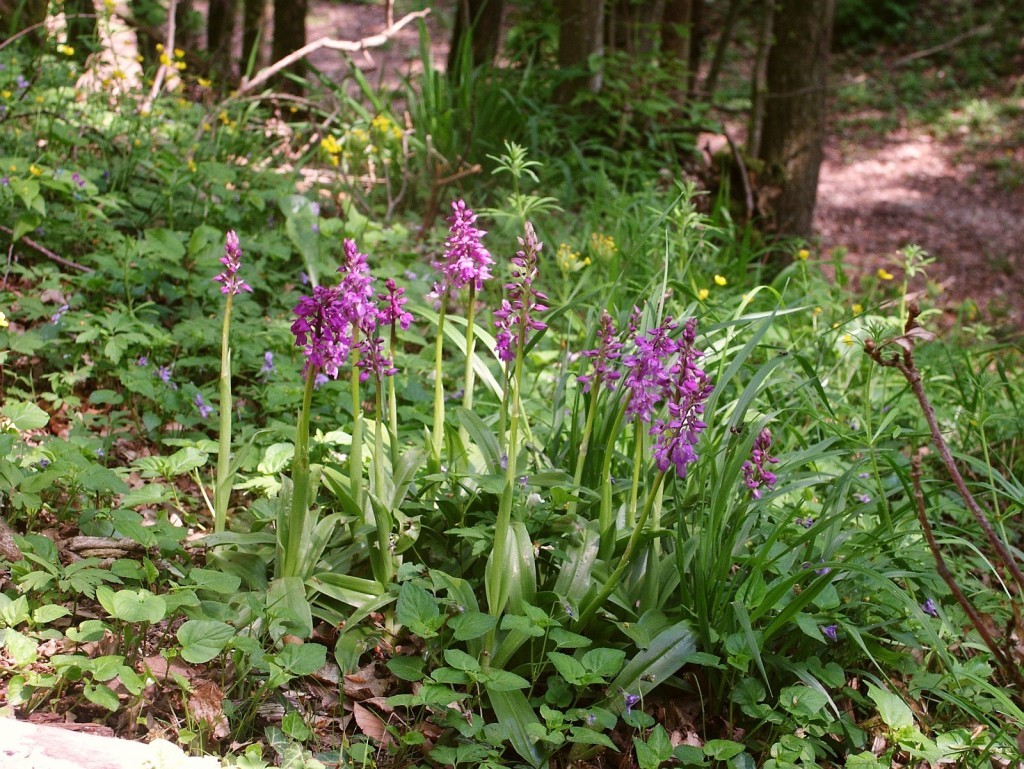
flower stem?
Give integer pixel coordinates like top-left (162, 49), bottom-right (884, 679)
top-left (350, 344), bottom-right (364, 514)
top-left (577, 469), bottom-right (667, 627)
top-left (462, 284), bottom-right (478, 414)
top-left (282, 367), bottom-right (317, 578)
top-left (214, 293), bottom-right (234, 534)
top-left (432, 294), bottom-right (449, 463)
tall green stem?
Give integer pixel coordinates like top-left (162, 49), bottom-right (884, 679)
top-left (282, 368), bottom-right (317, 578)
top-left (214, 293), bottom-right (234, 533)
top-left (371, 378), bottom-right (394, 586)
top-left (488, 343), bottom-right (525, 618)
top-left (432, 293), bottom-right (449, 463)
top-left (566, 381), bottom-right (601, 520)
top-left (350, 342), bottom-right (364, 514)
top-left (577, 470), bottom-right (667, 627)
top-left (387, 323), bottom-right (400, 469)
top-left (462, 284), bottom-right (478, 414)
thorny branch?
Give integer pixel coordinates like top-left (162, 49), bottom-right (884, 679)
top-left (866, 301), bottom-right (1024, 682)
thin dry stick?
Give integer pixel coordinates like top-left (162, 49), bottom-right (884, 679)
top-left (865, 301), bottom-right (1024, 598)
top-left (910, 454), bottom-right (1022, 687)
top-left (0, 226), bottom-right (94, 273)
top-left (139, 0), bottom-right (178, 114)
top-left (235, 8), bottom-right (430, 97)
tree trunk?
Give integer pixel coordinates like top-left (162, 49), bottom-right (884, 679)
top-left (271, 0), bottom-right (307, 92)
top-left (610, 0), bottom-right (665, 57)
top-left (64, 0), bottom-right (98, 65)
top-left (447, 0), bottom-right (505, 75)
top-left (746, 0), bottom-right (774, 158)
top-left (757, 0), bottom-right (835, 239)
top-left (207, 0), bottom-right (237, 82)
top-left (702, 0), bottom-right (744, 98)
top-left (555, 0), bottom-right (604, 101)
top-left (242, 0), bottom-right (266, 75)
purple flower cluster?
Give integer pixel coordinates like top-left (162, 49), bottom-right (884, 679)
top-left (213, 231), bottom-right (253, 296)
top-left (194, 393), bottom-right (213, 419)
top-left (742, 427), bottom-right (779, 499)
top-left (577, 310), bottom-right (623, 393)
top-left (494, 223), bottom-right (548, 363)
top-left (291, 239), bottom-right (407, 382)
top-left (648, 319), bottom-right (714, 479)
top-left (379, 278), bottom-right (413, 331)
top-left (434, 200), bottom-right (493, 293)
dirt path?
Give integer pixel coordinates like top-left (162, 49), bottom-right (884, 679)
top-left (814, 127), bottom-right (1024, 330)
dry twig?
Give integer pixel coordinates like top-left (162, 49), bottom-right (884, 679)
top-left (235, 8), bottom-right (430, 98)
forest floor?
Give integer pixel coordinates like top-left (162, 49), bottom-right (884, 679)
top-left (303, 1), bottom-right (1024, 332)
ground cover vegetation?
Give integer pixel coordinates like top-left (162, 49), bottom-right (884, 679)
top-left (2, 1), bottom-right (1024, 767)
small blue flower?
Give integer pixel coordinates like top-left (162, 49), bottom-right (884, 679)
top-left (821, 624), bottom-right (838, 641)
top-left (194, 393), bottom-right (213, 419)
top-left (260, 351), bottom-right (275, 378)
top-left (855, 493), bottom-right (871, 504)
top-left (922, 598), bottom-right (939, 618)
top-left (38, 458), bottom-right (50, 468)
top-left (622, 691), bottom-right (641, 715)
top-left (136, 356), bottom-right (148, 367)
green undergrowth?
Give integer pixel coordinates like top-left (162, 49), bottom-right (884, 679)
top-left (1, 18), bottom-right (1024, 769)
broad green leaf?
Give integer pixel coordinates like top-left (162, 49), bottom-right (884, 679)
top-left (488, 688), bottom-right (546, 769)
top-left (2, 629), bottom-right (38, 665)
top-left (704, 739), bottom-right (746, 760)
top-left (483, 669), bottom-right (530, 692)
top-left (189, 567), bottom-right (241, 595)
top-left (84, 683), bottom-right (120, 711)
top-left (610, 620), bottom-right (695, 699)
top-left (96, 586), bottom-right (166, 624)
top-left (868, 684), bottom-right (914, 731)
top-left (443, 648), bottom-right (480, 673)
top-left (2, 401), bottom-right (49, 431)
top-left (277, 642), bottom-right (327, 676)
top-left (396, 582), bottom-right (442, 638)
top-left (449, 611), bottom-right (496, 641)
top-left (177, 620), bottom-right (235, 663)
top-left (387, 655), bottom-right (425, 682)
top-left (32, 604), bottom-right (70, 625)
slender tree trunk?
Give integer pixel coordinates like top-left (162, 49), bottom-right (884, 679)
top-left (702, 0), bottom-right (744, 97)
top-left (175, 0), bottom-right (199, 55)
top-left (757, 0), bottom-right (835, 238)
top-left (556, 0), bottom-right (604, 101)
top-left (271, 0), bottom-right (307, 91)
top-left (208, 0), bottom-right (237, 82)
top-left (612, 0), bottom-right (664, 56)
top-left (746, 0), bottom-right (774, 158)
top-left (242, 0), bottom-right (266, 75)
top-left (661, 0), bottom-right (692, 63)
top-left (448, 0), bottom-right (505, 75)
top-left (65, 0), bottom-right (98, 65)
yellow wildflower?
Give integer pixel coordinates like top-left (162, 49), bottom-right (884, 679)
top-left (174, 48), bottom-right (184, 58)
top-left (842, 333), bottom-right (854, 346)
top-left (1, 90), bottom-right (11, 99)
top-left (103, 0), bottom-right (114, 10)
top-left (197, 77), bottom-right (211, 88)
top-left (852, 303), bottom-right (863, 315)
top-left (876, 268), bottom-right (894, 281)
top-left (112, 69), bottom-right (125, 80)
top-left (371, 114), bottom-right (393, 133)
top-left (174, 60), bottom-right (186, 71)
top-left (797, 248), bottom-right (810, 260)
top-left (0, 311), bottom-right (9, 328)
top-left (714, 274), bottom-right (727, 286)
top-left (135, 54), bottom-right (144, 63)
top-left (56, 43), bottom-right (75, 56)
top-left (697, 288), bottom-right (709, 301)
top-left (556, 243), bottom-right (589, 273)
top-left (34, 95), bottom-right (43, 103)
top-left (320, 135), bottom-right (342, 155)
top-left (589, 233), bottom-right (617, 262)
top-left (218, 110), bottom-right (230, 125)
top-left (187, 158), bottom-right (197, 173)
top-left (29, 164), bottom-right (42, 176)
top-left (813, 307), bottom-right (823, 316)
top-left (159, 53), bottom-right (171, 66)
top-left (155, 43), bottom-right (164, 52)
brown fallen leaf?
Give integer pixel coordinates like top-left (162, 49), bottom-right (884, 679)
top-left (352, 701), bottom-right (394, 747)
top-left (188, 680), bottom-right (229, 740)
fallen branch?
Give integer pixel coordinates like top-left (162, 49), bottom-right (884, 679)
top-left (0, 226), bottom-right (94, 273)
top-left (235, 8), bottom-right (430, 98)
